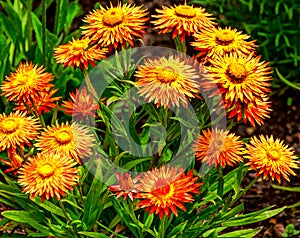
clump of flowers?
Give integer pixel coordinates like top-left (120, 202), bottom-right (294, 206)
top-left (0, 1), bottom-right (298, 238)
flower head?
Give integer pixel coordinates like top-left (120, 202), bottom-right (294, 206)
top-left (193, 128), bottom-right (245, 167)
top-left (54, 38), bottom-right (108, 70)
top-left (35, 121), bottom-right (96, 164)
top-left (0, 111), bottom-right (41, 151)
top-left (245, 135), bottom-right (299, 183)
top-left (61, 87), bottom-right (99, 120)
top-left (14, 88), bottom-right (61, 115)
top-left (191, 26), bottom-right (257, 58)
top-left (1, 62), bottom-right (54, 102)
top-left (152, 4), bottom-right (216, 42)
top-left (135, 55), bottom-right (200, 108)
top-left (136, 165), bottom-right (201, 219)
top-left (228, 95), bottom-right (272, 127)
top-left (203, 54), bottom-right (273, 103)
top-left (81, 3), bottom-right (149, 51)
top-left (18, 152), bottom-right (79, 201)
top-left (109, 172), bottom-right (138, 201)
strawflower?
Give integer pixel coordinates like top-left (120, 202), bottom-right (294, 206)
top-left (203, 53), bottom-right (273, 103)
top-left (81, 2), bottom-right (149, 51)
top-left (0, 111), bottom-right (41, 151)
top-left (35, 121), bottom-right (96, 164)
top-left (136, 165), bottom-right (201, 219)
top-left (61, 87), bottom-right (99, 120)
top-left (54, 37), bottom-right (108, 70)
top-left (191, 26), bottom-right (257, 58)
top-left (18, 152), bottom-right (79, 201)
top-left (14, 88), bottom-right (61, 115)
top-left (227, 95), bottom-right (272, 127)
top-left (193, 128), bottom-right (245, 167)
top-left (135, 55), bottom-right (200, 108)
top-left (152, 3), bottom-right (215, 42)
top-left (245, 135), bottom-right (299, 183)
top-left (1, 62), bottom-right (54, 102)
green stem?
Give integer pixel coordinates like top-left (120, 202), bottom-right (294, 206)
top-left (229, 175), bottom-right (260, 208)
top-left (158, 216), bottom-right (167, 238)
top-left (54, 0), bottom-right (61, 35)
top-left (83, 69), bottom-right (99, 101)
top-left (174, 36), bottom-right (187, 53)
top-left (26, 0), bottom-right (33, 51)
top-left (59, 200), bottom-right (71, 222)
top-left (42, 0), bottom-right (46, 66)
top-left (275, 68), bottom-right (300, 91)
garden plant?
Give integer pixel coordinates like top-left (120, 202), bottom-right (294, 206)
top-left (0, 0), bottom-right (299, 237)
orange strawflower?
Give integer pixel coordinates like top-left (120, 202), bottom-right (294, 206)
top-left (109, 172), bottom-right (138, 201)
top-left (135, 55), bottom-right (200, 108)
top-left (203, 53), bottom-right (273, 103)
top-left (0, 111), bottom-right (41, 151)
top-left (81, 2), bottom-right (149, 51)
top-left (18, 152), bottom-right (79, 201)
top-left (152, 4), bottom-right (216, 42)
top-left (227, 95), bottom-right (272, 127)
top-left (245, 135), bottom-right (299, 183)
top-left (136, 165), bottom-right (201, 219)
top-left (35, 121), bottom-right (96, 164)
top-left (1, 62), bottom-right (54, 102)
top-left (193, 128), bottom-right (245, 167)
top-left (191, 26), bottom-right (257, 58)
top-left (54, 38), bottom-right (108, 70)
top-left (61, 87), bottom-right (99, 120)
top-left (14, 88), bottom-right (61, 115)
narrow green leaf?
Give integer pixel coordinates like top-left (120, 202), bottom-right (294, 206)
top-left (122, 157), bottom-right (151, 170)
top-left (78, 232), bottom-right (110, 238)
top-left (32, 197), bottom-right (65, 217)
top-left (31, 12), bottom-right (42, 52)
top-left (54, 0), bottom-right (67, 35)
top-left (223, 207), bottom-right (286, 226)
top-left (218, 228), bottom-right (262, 237)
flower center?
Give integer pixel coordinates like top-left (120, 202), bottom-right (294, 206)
top-left (1, 118), bottom-right (18, 133)
top-left (226, 62), bottom-right (247, 83)
top-left (156, 67), bottom-right (178, 84)
top-left (71, 40), bottom-right (88, 53)
top-left (152, 178), bottom-right (174, 206)
top-left (102, 8), bottom-right (123, 26)
top-left (175, 5), bottom-right (196, 18)
top-left (267, 149), bottom-right (280, 161)
top-left (16, 72), bottom-right (35, 87)
top-left (215, 30), bottom-right (235, 46)
top-left (38, 163), bottom-right (54, 178)
top-left (55, 130), bottom-right (73, 144)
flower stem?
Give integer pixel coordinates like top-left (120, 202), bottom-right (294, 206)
top-left (59, 200), bottom-right (71, 222)
top-left (174, 36), bottom-right (187, 53)
top-left (42, 0), bottom-right (47, 66)
top-left (83, 69), bottom-right (99, 101)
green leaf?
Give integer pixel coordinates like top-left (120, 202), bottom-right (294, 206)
top-left (54, 0), bottom-right (68, 35)
top-left (31, 12), bottom-right (43, 52)
top-left (65, 1), bottom-right (83, 33)
top-left (223, 206), bottom-right (286, 226)
top-left (32, 197), bottom-right (65, 217)
top-left (0, 12), bottom-right (16, 42)
top-left (218, 228), bottom-right (262, 237)
top-left (77, 232), bottom-right (110, 238)
top-left (2, 211), bottom-right (51, 235)
top-left (167, 221), bottom-right (188, 238)
top-left (122, 157), bottom-right (151, 170)
top-left (272, 184), bottom-right (300, 192)
top-left (0, 1), bottom-right (22, 39)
